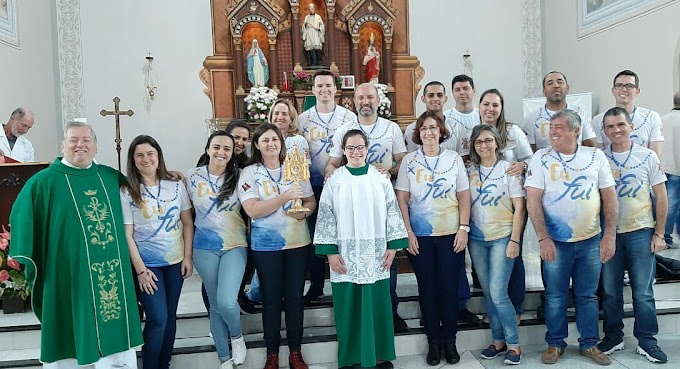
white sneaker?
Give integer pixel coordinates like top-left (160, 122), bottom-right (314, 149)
top-left (231, 335), bottom-right (247, 365)
top-left (220, 359), bottom-right (234, 369)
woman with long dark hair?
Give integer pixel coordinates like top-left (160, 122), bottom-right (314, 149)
top-left (467, 124), bottom-right (526, 364)
top-left (187, 130), bottom-right (248, 369)
top-left (238, 124), bottom-right (316, 369)
top-left (120, 135), bottom-right (194, 369)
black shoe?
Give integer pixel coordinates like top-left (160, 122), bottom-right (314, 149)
top-left (375, 361), bottom-right (394, 369)
top-left (458, 308), bottom-right (481, 324)
top-left (426, 343), bottom-right (441, 366)
top-left (303, 289), bottom-right (324, 304)
top-left (443, 342), bottom-right (460, 364)
top-left (393, 313), bottom-right (408, 333)
top-left (238, 295), bottom-right (256, 315)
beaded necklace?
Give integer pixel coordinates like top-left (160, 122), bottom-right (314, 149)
top-left (142, 180), bottom-right (162, 213)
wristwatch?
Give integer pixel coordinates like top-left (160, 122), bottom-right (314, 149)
top-left (459, 224), bottom-right (470, 233)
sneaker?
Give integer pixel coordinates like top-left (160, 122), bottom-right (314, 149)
top-left (541, 346), bottom-right (564, 364)
top-left (393, 313), bottom-right (408, 333)
top-left (579, 346), bottom-right (611, 366)
top-left (636, 345), bottom-right (668, 363)
top-left (230, 335), bottom-right (247, 365)
top-left (623, 271), bottom-right (630, 286)
top-left (458, 308), bottom-right (481, 324)
top-left (219, 359), bottom-right (234, 369)
top-left (597, 337), bottom-right (625, 355)
top-left (238, 295), bottom-right (256, 315)
top-left (482, 314), bottom-right (489, 324)
top-left (480, 343), bottom-right (507, 359)
top-left (503, 349), bottom-right (521, 365)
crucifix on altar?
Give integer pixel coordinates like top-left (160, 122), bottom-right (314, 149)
top-left (100, 97), bottom-right (134, 171)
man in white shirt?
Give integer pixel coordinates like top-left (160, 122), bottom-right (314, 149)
top-left (443, 74), bottom-right (481, 160)
top-left (0, 107), bottom-right (35, 162)
top-left (298, 69), bottom-right (358, 303)
top-left (404, 81), bottom-right (454, 153)
top-left (591, 70), bottom-right (664, 158)
top-left (523, 71), bottom-right (597, 151)
top-left (525, 109), bottom-right (618, 366)
top-left (662, 91), bottom-right (680, 247)
top-left (598, 106), bottom-right (668, 364)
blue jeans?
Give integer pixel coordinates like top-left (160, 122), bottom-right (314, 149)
top-left (543, 235), bottom-right (602, 350)
top-left (664, 174), bottom-right (680, 244)
top-left (602, 228), bottom-right (659, 347)
top-left (406, 234), bottom-right (462, 343)
top-left (193, 247), bottom-right (247, 361)
top-left (469, 236), bottom-right (519, 346)
top-left (137, 263), bottom-right (184, 369)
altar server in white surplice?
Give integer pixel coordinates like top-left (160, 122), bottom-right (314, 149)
top-left (315, 129), bottom-right (407, 369)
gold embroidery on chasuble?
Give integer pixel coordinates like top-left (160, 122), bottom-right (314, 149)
top-left (90, 260), bottom-right (122, 322)
top-left (82, 190), bottom-right (114, 247)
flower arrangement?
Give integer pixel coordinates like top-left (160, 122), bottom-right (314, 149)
top-left (0, 225), bottom-right (30, 300)
top-left (374, 83), bottom-right (392, 119)
top-left (291, 71), bottom-right (310, 84)
top-left (244, 86), bottom-right (278, 122)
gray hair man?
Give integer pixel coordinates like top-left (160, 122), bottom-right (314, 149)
top-left (1, 107), bottom-right (35, 162)
top-left (525, 109), bottom-right (618, 366)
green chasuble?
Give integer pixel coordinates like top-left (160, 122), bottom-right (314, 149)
top-left (9, 158), bottom-right (143, 365)
top-left (316, 164), bottom-right (408, 368)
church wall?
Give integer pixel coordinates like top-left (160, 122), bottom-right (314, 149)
top-left (409, 0), bottom-right (526, 124)
top-left (78, 0), bottom-right (214, 173)
top-left (544, 1), bottom-right (680, 115)
top-left (0, 0), bottom-right (59, 161)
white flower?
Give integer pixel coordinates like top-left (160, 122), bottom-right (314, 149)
top-left (260, 114), bottom-right (267, 120)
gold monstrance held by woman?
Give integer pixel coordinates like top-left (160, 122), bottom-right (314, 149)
top-left (284, 145), bottom-right (310, 213)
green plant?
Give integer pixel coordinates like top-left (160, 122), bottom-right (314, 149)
top-left (0, 225), bottom-right (30, 300)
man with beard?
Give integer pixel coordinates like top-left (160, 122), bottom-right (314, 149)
top-left (298, 69), bottom-right (357, 303)
top-left (325, 82), bottom-right (408, 333)
top-left (1, 107), bottom-right (35, 162)
top-left (591, 70), bottom-right (664, 159)
top-left (523, 71), bottom-right (597, 152)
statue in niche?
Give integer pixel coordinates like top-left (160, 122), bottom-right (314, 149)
top-left (363, 33), bottom-right (380, 84)
top-left (301, 3), bottom-right (325, 66)
top-left (247, 39), bottom-right (269, 87)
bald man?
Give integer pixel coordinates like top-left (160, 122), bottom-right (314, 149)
top-left (1, 107), bottom-right (35, 162)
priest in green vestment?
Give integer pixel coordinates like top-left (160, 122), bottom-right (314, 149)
top-left (9, 122), bottom-right (143, 368)
top-left (314, 129), bottom-right (407, 369)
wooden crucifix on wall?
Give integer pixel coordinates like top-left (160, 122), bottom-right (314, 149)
top-left (100, 97), bottom-right (134, 171)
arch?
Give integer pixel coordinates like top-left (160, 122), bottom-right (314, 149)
top-left (359, 22), bottom-right (383, 59)
top-left (242, 23), bottom-right (270, 62)
top-left (232, 14), bottom-right (277, 37)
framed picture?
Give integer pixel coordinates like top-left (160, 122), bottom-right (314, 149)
top-left (341, 75), bottom-right (355, 90)
top-left (578, 0), bottom-right (678, 39)
top-left (0, 0), bottom-right (19, 48)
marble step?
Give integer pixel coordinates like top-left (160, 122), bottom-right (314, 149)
top-left (2, 279), bottom-right (680, 353)
top-left (3, 305), bottom-right (680, 369)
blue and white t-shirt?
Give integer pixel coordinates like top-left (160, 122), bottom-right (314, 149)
top-left (187, 166), bottom-right (247, 251)
top-left (299, 106), bottom-right (357, 186)
top-left (238, 163), bottom-right (313, 251)
top-left (468, 161), bottom-right (526, 241)
top-left (444, 107), bottom-right (481, 156)
top-left (591, 106), bottom-right (664, 148)
top-left (395, 149), bottom-right (469, 236)
top-left (121, 179), bottom-right (192, 267)
top-left (330, 117), bottom-right (407, 172)
top-left (525, 146), bottom-right (615, 242)
top-left (604, 144), bottom-right (666, 233)
top-left (523, 105), bottom-right (596, 150)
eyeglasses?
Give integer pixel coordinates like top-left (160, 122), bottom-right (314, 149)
top-left (419, 125), bottom-right (439, 133)
top-left (344, 145), bottom-right (367, 153)
top-left (473, 138), bottom-right (495, 147)
top-left (613, 83), bottom-right (637, 90)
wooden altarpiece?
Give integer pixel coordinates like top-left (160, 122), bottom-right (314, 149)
top-left (200, 0), bottom-right (424, 127)
top-left (0, 162), bottom-right (49, 228)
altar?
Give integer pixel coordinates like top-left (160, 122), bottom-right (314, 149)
top-left (199, 0), bottom-right (424, 127)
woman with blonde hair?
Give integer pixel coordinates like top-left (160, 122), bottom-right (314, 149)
top-left (268, 98), bottom-right (309, 161)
